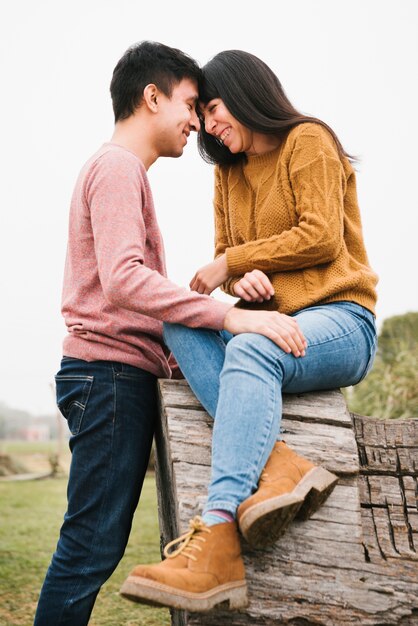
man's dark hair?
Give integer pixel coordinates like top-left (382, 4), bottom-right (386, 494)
top-left (110, 41), bottom-right (201, 122)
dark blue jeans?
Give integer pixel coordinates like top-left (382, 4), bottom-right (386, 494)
top-left (34, 358), bottom-right (158, 626)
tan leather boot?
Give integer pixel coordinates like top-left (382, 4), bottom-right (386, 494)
top-left (120, 516), bottom-right (248, 612)
top-left (237, 441), bottom-right (338, 548)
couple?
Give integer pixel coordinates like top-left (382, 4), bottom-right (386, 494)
top-left (34, 40), bottom-right (378, 624)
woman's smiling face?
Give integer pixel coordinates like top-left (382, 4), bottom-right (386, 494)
top-left (200, 98), bottom-right (254, 154)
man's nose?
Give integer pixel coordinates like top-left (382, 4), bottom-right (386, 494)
top-left (190, 109), bottom-right (201, 132)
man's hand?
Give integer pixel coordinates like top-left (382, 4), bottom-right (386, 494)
top-left (223, 308), bottom-right (307, 357)
top-left (233, 270), bottom-right (274, 302)
top-left (190, 254), bottom-right (228, 295)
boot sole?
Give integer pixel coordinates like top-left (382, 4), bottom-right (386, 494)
top-left (239, 491), bottom-right (303, 548)
top-left (295, 466), bottom-right (339, 520)
top-left (120, 576), bottom-right (248, 612)
top-left (239, 466), bottom-right (338, 548)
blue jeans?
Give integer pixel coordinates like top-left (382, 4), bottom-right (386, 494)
top-left (34, 358), bottom-right (157, 626)
top-left (163, 301), bottom-right (377, 517)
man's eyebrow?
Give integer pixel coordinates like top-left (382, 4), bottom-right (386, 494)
top-left (185, 96), bottom-right (199, 107)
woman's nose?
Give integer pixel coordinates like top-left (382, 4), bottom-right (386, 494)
top-left (205, 119), bottom-right (216, 135)
top-left (204, 114), bottom-right (216, 134)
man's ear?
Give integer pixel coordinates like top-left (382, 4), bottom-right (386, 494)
top-left (143, 84), bottom-right (160, 112)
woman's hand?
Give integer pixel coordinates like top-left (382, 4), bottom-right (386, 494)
top-left (190, 254), bottom-right (228, 295)
top-left (233, 270), bottom-right (274, 302)
top-left (224, 308), bottom-right (307, 357)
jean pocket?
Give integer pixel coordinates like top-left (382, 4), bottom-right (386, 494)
top-left (55, 375), bottom-right (94, 435)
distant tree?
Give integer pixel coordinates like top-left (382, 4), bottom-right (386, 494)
top-left (347, 311), bottom-right (418, 418)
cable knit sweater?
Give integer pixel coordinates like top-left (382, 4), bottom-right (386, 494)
top-left (215, 123), bottom-right (378, 315)
top-left (62, 143), bottom-right (231, 377)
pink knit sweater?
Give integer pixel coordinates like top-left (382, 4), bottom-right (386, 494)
top-left (62, 143), bottom-right (231, 378)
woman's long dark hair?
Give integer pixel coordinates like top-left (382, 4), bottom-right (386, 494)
top-left (198, 50), bottom-right (355, 166)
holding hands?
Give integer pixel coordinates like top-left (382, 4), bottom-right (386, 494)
top-left (190, 256), bottom-right (274, 304)
top-left (190, 257), bottom-right (306, 357)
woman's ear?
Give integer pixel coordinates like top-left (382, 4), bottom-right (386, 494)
top-left (143, 84), bottom-right (159, 112)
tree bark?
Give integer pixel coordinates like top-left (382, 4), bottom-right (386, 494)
top-left (155, 380), bottom-right (418, 626)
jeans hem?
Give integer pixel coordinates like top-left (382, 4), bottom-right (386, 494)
top-left (203, 501), bottom-right (238, 517)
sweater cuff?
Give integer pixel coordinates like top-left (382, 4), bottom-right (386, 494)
top-left (208, 300), bottom-right (235, 330)
top-left (226, 246), bottom-right (252, 276)
top-left (222, 276), bottom-right (240, 298)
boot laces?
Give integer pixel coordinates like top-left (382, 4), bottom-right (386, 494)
top-left (163, 516), bottom-right (211, 562)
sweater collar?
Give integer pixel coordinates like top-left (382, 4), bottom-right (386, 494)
top-left (243, 144), bottom-right (282, 175)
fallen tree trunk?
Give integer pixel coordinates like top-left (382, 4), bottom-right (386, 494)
top-left (154, 380), bottom-right (418, 626)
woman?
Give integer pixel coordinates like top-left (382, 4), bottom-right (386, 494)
top-left (121, 50), bottom-right (378, 612)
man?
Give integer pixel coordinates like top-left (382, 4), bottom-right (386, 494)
top-left (34, 41), bottom-right (302, 625)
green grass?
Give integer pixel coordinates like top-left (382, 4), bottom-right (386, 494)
top-left (0, 473), bottom-right (171, 626)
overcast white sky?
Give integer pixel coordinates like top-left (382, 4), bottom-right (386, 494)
top-left (0, 0), bottom-right (417, 415)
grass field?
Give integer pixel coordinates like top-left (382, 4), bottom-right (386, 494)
top-left (0, 442), bottom-right (171, 626)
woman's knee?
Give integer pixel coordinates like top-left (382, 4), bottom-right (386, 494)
top-left (225, 332), bottom-right (256, 355)
top-left (224, 333), bottom-right (279, 368)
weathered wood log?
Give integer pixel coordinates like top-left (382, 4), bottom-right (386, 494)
top-left (154, 380), bottom-right (418, 626)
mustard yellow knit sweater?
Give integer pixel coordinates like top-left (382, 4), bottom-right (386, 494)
top-left (214, 122), bottom-right (378, 315)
